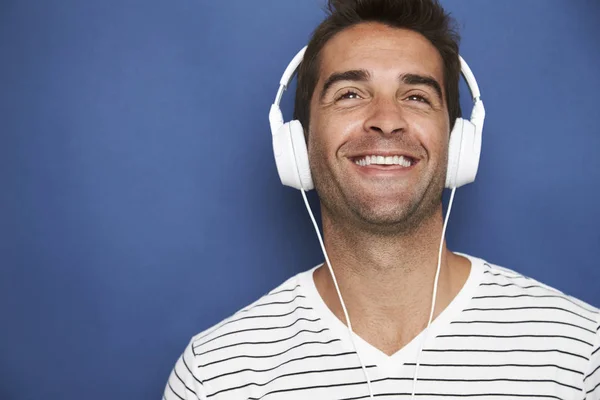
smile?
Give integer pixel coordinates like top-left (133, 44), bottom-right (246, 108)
top-left (353, 155), bottom-right (414, 167)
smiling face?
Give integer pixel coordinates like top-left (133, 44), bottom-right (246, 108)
top-left (308, 22), bottom-right (451, 233)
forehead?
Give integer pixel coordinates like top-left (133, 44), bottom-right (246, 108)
top-left (317, 22), bottom-right (445, 86)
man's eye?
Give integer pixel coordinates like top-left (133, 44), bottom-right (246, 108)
top-left (406, 94), bottom-right (430, 104)
top-left (337, 90), bottom-right (361, 100)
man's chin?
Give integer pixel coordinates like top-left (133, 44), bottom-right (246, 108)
top-left (348, 196), bottom-right (442, 235)
top-left (349, 206), bottom-right (417, 233)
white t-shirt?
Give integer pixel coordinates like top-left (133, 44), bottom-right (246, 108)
top-left (163, 254), bottom-right (600, 399)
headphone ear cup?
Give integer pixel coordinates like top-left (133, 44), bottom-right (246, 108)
top-left (289, 120), bottom-right (314, 190)
top-left (446, 118), bottom-right (463, 188)
top-left (446, 117), bottom-right (480, 188)
top-left (271, 120), bottom-right (313, 190)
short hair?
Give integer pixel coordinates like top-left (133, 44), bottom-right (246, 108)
top-left (293, 0), bottom-right (462, 135)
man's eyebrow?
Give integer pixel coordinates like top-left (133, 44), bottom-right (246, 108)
top-left (401, 73), bottom-right (444, 103)
top-left (320, 69), bottom-right (371, 100)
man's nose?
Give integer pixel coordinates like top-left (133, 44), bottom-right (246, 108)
top-left (363, 97), bottom-right (408, 136)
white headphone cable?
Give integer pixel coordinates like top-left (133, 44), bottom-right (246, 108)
top-left (300, 188), bottom-right (376, 399)
top-left (300, 186), bottom-right (457, 399)
top-left (411, 186), bottom-right (457, 398)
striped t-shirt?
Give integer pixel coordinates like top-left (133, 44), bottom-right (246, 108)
top-left (164, 254), bottom-right (600, 399)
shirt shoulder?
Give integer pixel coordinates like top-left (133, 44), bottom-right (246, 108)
top-left (473, 259), bottom-right (600, 366)
top-left (164, 269), bottom-right (319, 400)
top-left (190, 270), bottom-right (310, 347)
top-left (478, 260), bottom-right (599, 320)
top-left (188, 268), bottom-right (320, 382)
top-left (453, 256), bottom-right (600, 396)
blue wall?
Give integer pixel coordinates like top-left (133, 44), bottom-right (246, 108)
top-left (1, 1), bottom-right (598, 399)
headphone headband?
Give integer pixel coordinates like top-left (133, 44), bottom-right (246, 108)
top-left (459, 55), bottom-right (480, 100)
top-left (279, 47), bottom-right (306, 89)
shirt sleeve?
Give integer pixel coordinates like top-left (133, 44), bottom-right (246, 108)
top-left (163, 339), bottom-right (207, 400)
top-left (585, 317), bottom-right (600, 399)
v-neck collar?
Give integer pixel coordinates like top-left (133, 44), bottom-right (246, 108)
top-left (297, 253), bottom-right (484, 377)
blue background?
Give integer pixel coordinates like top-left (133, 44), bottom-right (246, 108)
top-left (1, 1), bottom-right (599, 399)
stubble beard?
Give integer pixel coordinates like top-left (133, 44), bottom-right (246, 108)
top-left (311, 147), bottom-right (447, 238)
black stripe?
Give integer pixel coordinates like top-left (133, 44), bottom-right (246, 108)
top-left (471, 294), bottom-right (598, 315)
top-left (194, 317), bottom-right (320, 350)
top-left (423, 348), bottom-right (588, 361)
top-left (482, 264), bottom-right (536, 282)
top-left (435, 333), bottom-right (593, 347)
top-left (374, 376), bottom-right (580, 391)
top-left (415, 377), bottom-right (579, 391)
top-left (480, 282), bottom-right (552, 290)
top-left (209, 365), bottom-right (375, 397)
top-left (233, 287), bottom-right (303, 314)
top-left (269, 284), bottom-right (301, 296)
top-left (219, 306), bottom-right (313, 324)
top-left (239, 295), bottom-right (307, 312)
top-left (167, 381), bottom-right (185, 400)
top-left (341, 392), bottom-right (562, 399)
top-left (463, 306), bottom-right (597, 324)
top-left (173, 367), bottom-right (197, 396)
top-left (204, 351), bottom-right (358, 382)
top-left (196, 328), bottom-right (330, 357)
top-left (194, 306), bottom-right (314, 343)
top-left (198, 338), bottom-right (342, 368)
top-left (404, 362), bottom-right (583, 376)
top-left (339, 376), bottom-right (581, 394)
top-left (588, 380), bottom-right (600, 394)
top-left (592, 346), bottom-right (600, 356)
top-left (450, 319), bottom-right (596, 334)
top-left (246, 377), bottom-right (377, 400)
top-left (585, 363), bottom-right (600, 381)
top-left (248, 376), bottom-right (566, 400)
top-left (182, 354), bottom-right (204, 385)
top-left (483, 270), bottom-right (533, 281)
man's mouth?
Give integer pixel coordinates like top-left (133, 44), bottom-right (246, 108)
top-left (352, 155), bottom-right (416, 168)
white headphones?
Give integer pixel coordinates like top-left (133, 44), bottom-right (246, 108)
top-left (269, 46), bottom-right (486, 190)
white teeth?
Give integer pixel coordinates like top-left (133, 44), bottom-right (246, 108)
top-left (354, 155), bottom-right (413, 167)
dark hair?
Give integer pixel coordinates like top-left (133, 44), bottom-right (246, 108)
top-left (293, 0), bottom-right (462, 134)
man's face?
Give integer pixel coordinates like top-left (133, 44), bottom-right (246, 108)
top-left (308, 22), bottom-right (450, 233)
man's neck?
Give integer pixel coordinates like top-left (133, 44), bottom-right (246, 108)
top-left (312, 206), bottom-right (471, 356)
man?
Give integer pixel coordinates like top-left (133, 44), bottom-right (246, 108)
top-left (164, 0), bottom-right (600, 398)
